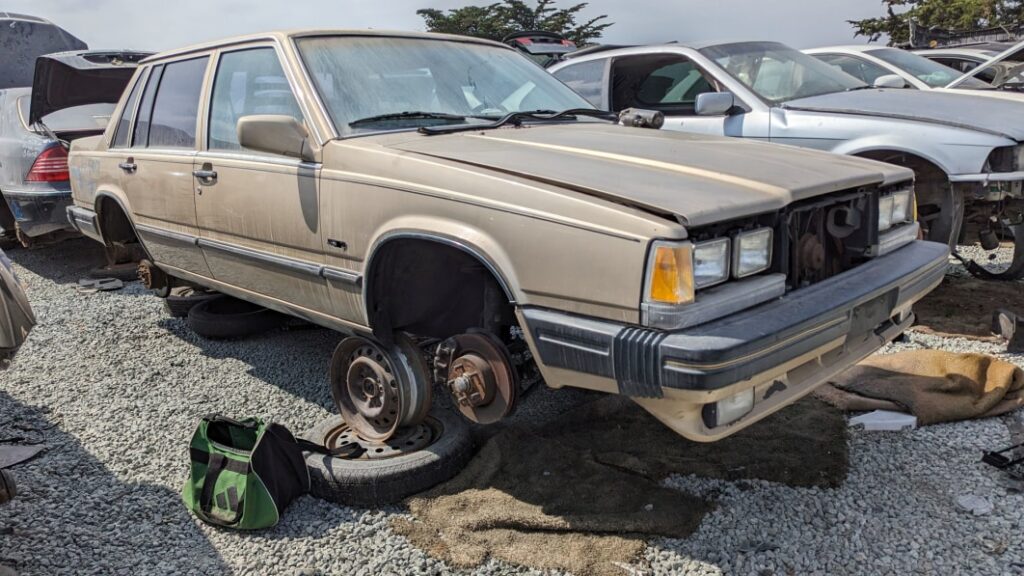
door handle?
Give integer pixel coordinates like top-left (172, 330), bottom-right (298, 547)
top-left (118, 161), bottom-right (137, 173)
top-left (193, 169), bottom-right (218, 185)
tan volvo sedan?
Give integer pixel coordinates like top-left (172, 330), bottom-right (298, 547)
top-left (66, 30), bottom-right (948, 442)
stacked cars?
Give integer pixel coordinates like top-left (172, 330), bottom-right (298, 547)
top-left (65, 30), bottom-right (947, 446)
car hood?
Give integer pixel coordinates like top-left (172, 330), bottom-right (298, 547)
top-left (783, 89), bottom-right (1024, 141)
top-left (387, 123), bottom-right (909, 226)
top-left (29, 50), bottom-right (151, 128)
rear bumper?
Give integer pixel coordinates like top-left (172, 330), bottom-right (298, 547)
top-left (66, 205), bottom-right (103, 244)
top-left (2, 184), bottom-right (76, 238)
top-left (520, 240), bottom-right (949, 440)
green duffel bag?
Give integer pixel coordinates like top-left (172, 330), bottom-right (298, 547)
top-left (182, 415), bottom-right (344, 530)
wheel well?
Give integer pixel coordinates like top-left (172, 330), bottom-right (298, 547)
top-left (853, 150), bottom-right (949, 206)
top-left (96, 195), bottom-right (138, 246)
top-left (365, 238), bottom-right (515, 342)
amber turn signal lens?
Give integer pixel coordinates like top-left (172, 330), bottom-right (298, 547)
top-left (649, 243), bottom-right (695, 305)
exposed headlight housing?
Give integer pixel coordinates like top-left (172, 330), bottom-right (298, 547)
top-left (733, 227), bottom-right (773, 278)
top-left (878, 188), bottom-right (913, 233)
top-left (693, 238), bottom-right (730, 288)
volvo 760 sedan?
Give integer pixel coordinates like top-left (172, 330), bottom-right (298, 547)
top-left (67, 30), bottom-right (946, 443)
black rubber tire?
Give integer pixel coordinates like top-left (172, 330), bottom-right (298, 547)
top-left (88, 263), bottom-right (141, 282)
top-left (163, 287), bottom-right (220, 318)
top-left (302, 408), bottom-right (474, 507)
top-left (186, 295), bottom-right (287, 339)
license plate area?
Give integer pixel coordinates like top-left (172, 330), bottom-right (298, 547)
top-left (850, 288), bottom-right (899, 339)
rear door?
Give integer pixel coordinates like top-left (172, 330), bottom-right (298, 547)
top-left (118, 55), bottom-right (211, 277)
top-left (194, 44), bottom-right (328, 313)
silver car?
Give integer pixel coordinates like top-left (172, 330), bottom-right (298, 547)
top-left (0, 50), bottom-right (147, 245)
top-left (549, 40), bottom-right (1024, 279)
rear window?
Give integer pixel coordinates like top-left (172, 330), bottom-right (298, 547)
top-left (138, 57), bottom-right (207, 147)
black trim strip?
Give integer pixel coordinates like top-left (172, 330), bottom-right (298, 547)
top-left (134, 224), bottom-right (363, 286)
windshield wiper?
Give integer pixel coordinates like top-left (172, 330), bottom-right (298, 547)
top-left (349, 111), bottom-right (467, 127)
top-left (419, 108), bottom-right (618, 135)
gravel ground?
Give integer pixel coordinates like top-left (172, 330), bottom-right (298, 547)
top-left (1, 238), bottom-right (1022, 576)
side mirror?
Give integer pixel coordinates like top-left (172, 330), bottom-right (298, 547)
top-left (237, 115), bottom-right (315, 162)
top-left (872, 74), bottom-right (908, 89)
top-left (695, 92), bottom-right (736, 116)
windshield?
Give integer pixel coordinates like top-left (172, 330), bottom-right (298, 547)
top-left (296, 36), bottom-right (594, 135)
top-left (866, 48), bottom-right (992, 88)
top-left (700, 41), bottom-right (865, 104)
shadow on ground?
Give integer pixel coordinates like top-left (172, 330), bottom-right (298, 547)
top-left (0, 391), bottom-right (228, 575)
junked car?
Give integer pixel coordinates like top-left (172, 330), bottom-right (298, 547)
top-left (0, 50), bottom-right (149, 245)
top-left (916, 41), bottom-right (1024, 89)
top-left (549, 40), bottom-right (1024, 279)
top-left (806, 45), bottom-right (1024, 104)
top-left (68, 30), bottom-right (947, 444)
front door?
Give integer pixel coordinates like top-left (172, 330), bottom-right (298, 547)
top-left (118, 56), bottom-right (211, 277)
top-left (194, 46), bottom-right (329, 313)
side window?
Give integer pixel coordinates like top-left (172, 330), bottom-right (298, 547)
top-left (132, 65), bottom-right (162, 148)
top-left (815, 54), bottom-right (891, 85)
top-left (111, 69), bottom-right (147, 148)
top-left (551, 60), bottom-right (606, 108)
top-left (147, 57), bottom-right (209, 149)
top-left (208, 48), bottom-right (303, 152)
top-left (610, 54), bottom-right (717, 115)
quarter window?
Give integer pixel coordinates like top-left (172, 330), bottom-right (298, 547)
top-left (131, 65), bottom-right (162, 148)
top-left (552, 60), bottom-right (606, 108)
top-left (112, 69), bottom-right (147, 148)
top-left (208, 48), bottom-right (303, 152)
top-left (147, 57), bottom-right (209, 148)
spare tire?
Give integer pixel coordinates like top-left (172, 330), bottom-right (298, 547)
top-left (164, 287), bottom-right (220, 318)
top-left (302, 408), bottom-right (473, 507)
top-left (186, 295), bottom-right (287, 339)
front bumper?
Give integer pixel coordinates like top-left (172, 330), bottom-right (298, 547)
top-left (2, 184), bottom-right (76, 238)
top-left (519, 240), bottom-right (949, 441)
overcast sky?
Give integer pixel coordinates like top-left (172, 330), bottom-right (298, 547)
top-left (8, 0), bottom-right (890, 52)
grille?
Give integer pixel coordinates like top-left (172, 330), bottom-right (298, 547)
top-left (780, 189), bottom-right (876, 291)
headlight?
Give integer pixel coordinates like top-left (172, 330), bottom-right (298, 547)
top-left (878, 189), bottom-right (913, 232)
top-left (733, 228), bottom-right (773, 278)
top-left (646, 241), bottom-right (695, 305)
top-left (693, 238), bottom-right (730, 288)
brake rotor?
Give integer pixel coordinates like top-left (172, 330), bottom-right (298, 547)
top-left (330, 334), bottom-right (431, 442)
top-left (438, 333), bottom-right (518, 425)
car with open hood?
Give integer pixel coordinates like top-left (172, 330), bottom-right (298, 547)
top-left (67, 30), bottom-right (946, 444)
top-left (550, 40), bottom-right (1024, 280)
top-left (916, 40), bottom-right (1024, 90)
top-left (806, 45), bottom-right (1024, 105)
top-left (0, 49), bottom-right (149, 244)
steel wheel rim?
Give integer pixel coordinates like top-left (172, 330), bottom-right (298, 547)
top-left (324, 418), bottom-right (440, 460)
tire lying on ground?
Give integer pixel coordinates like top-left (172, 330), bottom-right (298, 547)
top-left (302, 408), bottom-right (473, 507)
top-left (163, 287), bottom-right (221, 318)
top-left (186, 295), bottom-right (287, 339)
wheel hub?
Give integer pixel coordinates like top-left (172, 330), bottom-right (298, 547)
top-left (437, 333), bottom-right (518, 425)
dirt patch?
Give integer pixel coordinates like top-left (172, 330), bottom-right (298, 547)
top-left (393, 396), bottom-right (846, 576)
top-left (912, 274), bottom-right (1024, 340)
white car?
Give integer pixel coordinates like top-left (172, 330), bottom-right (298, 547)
top-left (916, 42), bottom-right (1024, 89)
top-left (805, 45), bottom-right (1024, 104)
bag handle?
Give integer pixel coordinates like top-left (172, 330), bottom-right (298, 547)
top-left (294, 438), bottom-right (364, 458)
top-left (203, 414), bottom-right (260, 429)
top-left (194, 448), bottom-right (246, 524)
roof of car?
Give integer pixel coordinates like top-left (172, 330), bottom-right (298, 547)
top-left (805, 45), bottom-right (889, 54)
top-left (0, 12), bottom-right (50, 23)
top-left (142, 29), bottom-right (509, 63)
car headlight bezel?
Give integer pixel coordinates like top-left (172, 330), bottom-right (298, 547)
top-left (732, 227), bottom-right (773, 279)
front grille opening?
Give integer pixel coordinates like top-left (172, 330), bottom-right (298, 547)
top-left (780, 189), bottom-right (876, 290)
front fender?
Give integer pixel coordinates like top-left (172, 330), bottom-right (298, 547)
top-left (363, 215), bottom-right (522, 304)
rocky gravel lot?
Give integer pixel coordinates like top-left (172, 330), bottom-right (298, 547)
top-left (1, 238), bottom-right (1023, 576)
